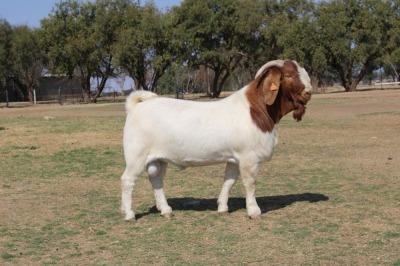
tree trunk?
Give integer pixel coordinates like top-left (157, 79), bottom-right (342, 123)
top-left (92, 75), bottom-right (109, 103)
top-left (348, 83), bottom-right (357, 92)
top-left (80, 75), bottom-right (92, 103)
top-left (27, 88), bottom-right (33, 103)
top-left (209, 53), bottom-right (244, 98)
top-left (136, 72), bottom-right (148, 91)
top-left (211, 70), bottom-right (221, 98)
top-left (210, 68), bottom-right (230, 98)
top-left (12, 78), bottom-right (29, 101)
top-left (337, 63), bottom-right (356, 92)
top-left (92, 56), bottom-right (113, 101)
top-left (311, 72), bottom-right (319, 92)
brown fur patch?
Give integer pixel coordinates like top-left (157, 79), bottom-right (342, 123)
top-left (246, 60), bottom-right (309, 132)
top-left (246, 78), bottom-right (275, 133)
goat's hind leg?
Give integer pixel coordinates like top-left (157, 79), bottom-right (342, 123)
top-left (147, 161), bottom-right (173, 218)
top-left (121, 165), bottom-right (142, 221)
top-left (217, 162), bottom-right (239, 214)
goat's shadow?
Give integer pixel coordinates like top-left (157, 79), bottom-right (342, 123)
top-left (136, 193), bottom-right (329, 219)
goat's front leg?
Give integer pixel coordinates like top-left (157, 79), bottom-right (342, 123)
top-left (147, 161), bottom-right (173, 218)
top-left (240, 162), bottom-right (261, 219)
top-left (217, 162), bottom-right (239, 214)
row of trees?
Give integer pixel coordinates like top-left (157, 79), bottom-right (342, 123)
top-left (1, 0), bottom-right (400, 103)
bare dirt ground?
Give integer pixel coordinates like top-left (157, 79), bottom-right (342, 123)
top-left (1, 88), bottom-right (399, 118)
top-left (0, 102), bottom-right (125, 118)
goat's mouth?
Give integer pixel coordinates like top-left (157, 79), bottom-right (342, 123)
top-left (292, 90), bottom-right (311, 122)
top-left (298, 91), bottom-right (311, 105)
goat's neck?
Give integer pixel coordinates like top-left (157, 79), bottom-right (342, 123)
top-left (246, 85), bottom-right (281, 133)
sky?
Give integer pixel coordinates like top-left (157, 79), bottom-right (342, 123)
top-left (0, 0), bottom-right (182, 28)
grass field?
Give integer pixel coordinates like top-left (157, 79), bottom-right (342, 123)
top-left (1, 89), bottom-right (399, 265)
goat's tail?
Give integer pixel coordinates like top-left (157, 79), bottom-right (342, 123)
top-left (125, 90), bottom-right (158, 112)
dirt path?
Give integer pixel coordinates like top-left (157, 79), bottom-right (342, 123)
top-left (1, 89), bottom-right (399, 119)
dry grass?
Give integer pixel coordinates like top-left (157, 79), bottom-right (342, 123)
top-left (0, 89), bottom-right (399, 265)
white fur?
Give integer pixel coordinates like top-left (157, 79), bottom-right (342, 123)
top-left (294, 61), bottom-right (312, 93)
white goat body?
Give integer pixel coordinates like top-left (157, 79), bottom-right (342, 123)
top-left (124, 89), bottom-right (277, 168)
top-left (121, 60), bottom-right (312, 220)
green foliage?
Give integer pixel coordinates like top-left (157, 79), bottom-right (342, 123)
top-left (0, 20), bottom-right (44, 102)
top-left (3, 0), bottom-right (400, 98)
top-left (273, 1), bottom-right (326, 89)
top-left (171, 0), bottom-right (261, 97)
top-left (9, 26), bottom-right (44, 102)
top-left (0, 19), bottom-right (12, 87)
top-left (113, 2), bottom-right (173, 92)
top-left (41, 0), bottom-right (127, 102)
top-left (383, 1), bottom-right (400, 80)
top-left (316, 0), bottom-right (395, 91)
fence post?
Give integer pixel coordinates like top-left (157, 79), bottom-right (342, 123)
top-left (5, 89), bottom-right (9, 108)
top-left (33, 89), bottom-right (36, 105)
top-left (58, 86), bottom-right (62, 105)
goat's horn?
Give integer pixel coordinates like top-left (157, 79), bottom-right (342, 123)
top-left (255, 60), bottom-right (286, 79)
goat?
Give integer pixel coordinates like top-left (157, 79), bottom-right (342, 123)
top-left (121, 59), bottom-right (312, 220)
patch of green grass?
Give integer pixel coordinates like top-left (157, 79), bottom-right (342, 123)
top-left (11, 145), bottom-right (39, 151)
top-left (51, 147), bottom-right (118, 178)
top-left (384, 231), bottom-right (400, 239)
top-left (95, 230), bottom-right (107, 236)
top-left (358, 111), bottom-right (400, 117)
top-left (316, 222), bottom-right (340, 233)
top-left (314, 236), bottom-right (337, 244)
top-left (45, 117), bottom-right (125, 134)
top-left (1, 253), bottom-right (16, 260)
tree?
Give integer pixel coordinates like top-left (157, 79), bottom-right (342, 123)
top-left (383, 0), bottom-right (400, 82)
top-left (90, 0), bottom-right (131, 99)
top-left (273, 1), bottom-right (328, 91)
top-left (114, 3), bottom-right (173, 92)
top-left (232, 0), bottom-right (272, 80)
top-left (8, 26), bottom-right (45, 102)
top-left (0, 19), bottom-right (12, 90)
top-left (316, 0), bottom-right (392, 91)
top-left (41, 0), bottom-right (127, 103)
top-left (171, 0), bottom-right (262, 98)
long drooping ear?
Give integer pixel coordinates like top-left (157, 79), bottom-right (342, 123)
top-left (260, 67), bottom-right (282, 106)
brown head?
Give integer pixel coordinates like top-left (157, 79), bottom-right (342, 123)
top-left (246, 60), bottom-right (312, 133)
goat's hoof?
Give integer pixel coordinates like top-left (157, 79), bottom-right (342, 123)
top-left (249, 213), bottom-right (262, 220)
top-left (124, 212), bottom-right (136, 221)
top-left (162, 213), bottom-right (174, 219)
top-left (218, 211), bottom-right (230, 216)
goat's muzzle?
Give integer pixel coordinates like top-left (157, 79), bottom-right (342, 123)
top-left (293, 90), bottom-right (311, 122)
top-left (299, 90), bottom-right (311, 105)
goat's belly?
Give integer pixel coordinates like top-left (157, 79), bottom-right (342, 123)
top-left (147, 149), bottom-right (238, 169)
top-left (144, 127), bottom-right (278, 168)
top-left (173, 157), bottom-right (238, 168)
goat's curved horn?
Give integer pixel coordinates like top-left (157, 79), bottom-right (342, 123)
top-left (255, 60), bottom-right (286, 79)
